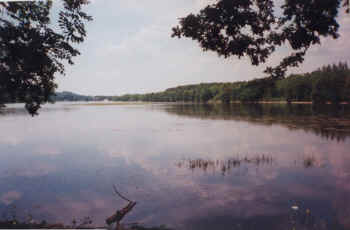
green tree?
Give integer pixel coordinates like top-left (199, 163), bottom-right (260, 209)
top-left (200, 88), bottom-right (213, 103)
top-left (0, 0), bottom-right (92, 115)
top-left (344, 77), bottom-right (350, 102)
top-left (172, 0), bottom-right (348, 78)
top-left (183, 90), bottom-right (192, 102)
top-left (311, 63), bottom-right (349, 104)
top-left (312, 77), bottom-right (329, 104)
top-left (219, 86), bottom-right (231, 104)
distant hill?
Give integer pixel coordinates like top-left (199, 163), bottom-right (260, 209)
top-left (109, 62), bottom-right (350, 104)
top-left (53, 62), bottom-right (350, 104)
top-left (52, 91), bottom-right (94, 102)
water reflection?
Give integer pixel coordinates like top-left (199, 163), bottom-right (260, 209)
top-left (0, 103), bottom-right (350, 229)
top-left (175, 154), bottom-right (327, 177)
top-left (163, 103), bottom-right (350, 142)
top-left (176, 155), bottom-right (274, 176)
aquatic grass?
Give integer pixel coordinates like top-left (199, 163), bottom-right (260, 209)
top-left (177, 154), bottom-right (274, 175)
top-left (303, 156), bottom-right (317, 168)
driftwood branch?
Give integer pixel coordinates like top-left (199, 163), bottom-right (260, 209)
top-left (106, 201), bottom-right (137, 225)
top-left (113, 185), bottom-right (132, 203)
top-left (106, 185), bottom-right (137, 230)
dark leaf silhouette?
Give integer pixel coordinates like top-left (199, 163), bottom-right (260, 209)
top-left (172, 0), bottom-right (346, 78)
top-left (0, 0), bottom-right (92, 115)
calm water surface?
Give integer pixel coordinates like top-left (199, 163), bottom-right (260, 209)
top-left (1, 103), bottom-right (350, 229)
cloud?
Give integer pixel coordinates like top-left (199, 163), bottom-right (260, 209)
top-left (56, 1), bottom-right (350, 96)
top-left (10, 163), bottom-right (57, 178)
top-left (35, 146), bottom-right (62, 156)
top-left (0, 191), bottom-right (22, 205)
top-left (0, 136), bottom-right (20, 146)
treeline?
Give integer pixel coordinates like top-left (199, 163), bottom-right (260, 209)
top-left (109, 62), bottom-right (350, 104)
top-left (52, 91), bottom-right (94, 101)
top-left (0, 91), bottom-right (95, 104)
top-left (5, 63), bottom-right (348, 105)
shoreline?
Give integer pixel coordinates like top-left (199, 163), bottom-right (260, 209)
top-left (70, 100), bottom-right (350, 106)
top-left (226, 101), bottom-right (349, 105)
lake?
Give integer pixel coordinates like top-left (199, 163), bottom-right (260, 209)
top-left (1, 102), bottom-right (350, 230)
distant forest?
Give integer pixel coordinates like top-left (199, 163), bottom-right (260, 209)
top-left (53, 91), bottom-right (94, 102)
top-left (103, 62), bottom-right (350, 104)
top-left (32, 62), bottom-right (350, 104)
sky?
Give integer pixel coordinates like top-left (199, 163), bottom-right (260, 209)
top-left (56, 0), bottom-right (350, 96)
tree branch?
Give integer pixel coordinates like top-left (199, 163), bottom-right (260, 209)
top-left (112, 184), bottom-right (132, 203)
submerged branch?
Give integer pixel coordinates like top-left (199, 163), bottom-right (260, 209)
top-left (106, 185), bottom-right (137, 229)
top-left (113, 184), bottom-right (133, 203)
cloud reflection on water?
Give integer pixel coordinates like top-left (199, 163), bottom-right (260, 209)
top-left (0, 103), bottom-right (350, 229)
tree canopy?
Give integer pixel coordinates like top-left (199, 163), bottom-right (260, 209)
top-left (106, 62), bottom-right (350, 105)
top-left (0, 0), bottom-right (92, 115)
top-left (172, 0), bottom-right (349, 79)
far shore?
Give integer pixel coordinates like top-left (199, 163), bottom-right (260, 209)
top-left (71, 100), bottom-right (349, 106)
top-left (227, 101), bottom-right (349, 105)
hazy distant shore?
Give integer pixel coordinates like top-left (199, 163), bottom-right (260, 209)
top-left (71, 100), bottom-right (349, 106)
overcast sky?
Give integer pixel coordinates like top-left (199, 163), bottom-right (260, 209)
top-left (56, 0), bottom-right (350, 96)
